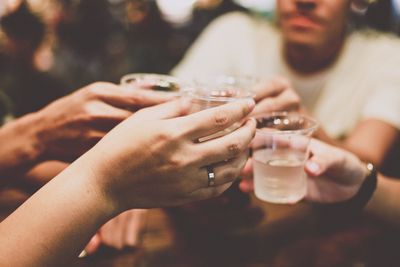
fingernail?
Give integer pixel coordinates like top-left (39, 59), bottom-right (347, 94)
top-left (248, 117), bottom-right (256, 124)
top-left (307, 161), bottom-right (320, 174)
top-left (78, 250), bottom-right (88, 258)
top-left (246, 99), bottom-right (256, 110)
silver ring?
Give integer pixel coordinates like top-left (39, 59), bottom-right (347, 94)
top-left (206, 166), bottom-right (215, 187)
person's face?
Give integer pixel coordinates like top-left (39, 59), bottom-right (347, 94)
top-left (277, 0), bottom-right (351, 47)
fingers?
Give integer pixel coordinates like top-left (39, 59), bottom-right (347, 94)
top-left (125, 209), bottom-right (146, 246)
top-left (204, 152), bottom-right (248, 187)
top-left (190, 182), bottom-right (234, 202)
top-left (252, 89), bottom-right (300, 115)
top-left (132, 99), bottom-right (191, 121)
top-left (195, 118), bottom-right (256, 166)
top-left (84, 234), bottom-right (101, 255)
top-left (180, 99), bottom-right (255, 140)
top-left (85, 102), bottom-right (132, 129)
top-left (241, 158), bottom-right (253, 178)
top-left (99, 215), bottom-right (124, 249)
top-left (97, 210), bottom-right (145, 250)
top-left (253, 77), bottom-right (291, 102)
top-left (304, 139), bottom-right (341, 177)
top-left (238, 158), bottom-right (254, 193)
top-left (239, 178), bottom-right (254, 193)
top-left (85, 82), bottom-right (175, 111)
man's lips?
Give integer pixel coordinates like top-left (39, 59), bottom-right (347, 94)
top-left (286, 15), bottom-right (322, 29)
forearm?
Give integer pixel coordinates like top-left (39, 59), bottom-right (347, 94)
top-left (314, 120), bottom-right (399, 168)
top-left (0, 113), bottom-right (43, 181)
top-left (365, 174), bottom-right (400, 226)
top-left (20, 161), bottom-right (69, 191)
top-left (0, 155), bottom-right (117, 267)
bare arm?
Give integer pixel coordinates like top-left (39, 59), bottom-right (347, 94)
top-left (365, 174), bottom-right (400, 225)
top-left (252, 78), bottom-right (399, 168)
top-left (0, 113), bottom-right (43, 183)
top-left (0, 158), bottom-right (115, 267)
top-left (0, 82), bottom-right (174, 184)
top-left (0, 99), bottom-right (256, 267)
top-left (315, 119), bottom-right (399, 168)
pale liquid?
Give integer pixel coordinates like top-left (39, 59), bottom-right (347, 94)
top-left (253, 150), bottom-right (306, 204)
top-left (190, 99), bottom-right (240, 142)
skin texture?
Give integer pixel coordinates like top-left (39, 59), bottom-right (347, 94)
top-left (240, 139), bottom-right (400, 226)
top-left (277, 0), bottom-right (350, 74)
top-left (250, 1), bottom-right (399, 167)
top-left (0, 82), bottom-right (174, 180)
top-left (0, 98), bottom-right (256, 267)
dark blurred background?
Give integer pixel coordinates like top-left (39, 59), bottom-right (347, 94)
top-left (0, 0), bottom-right (398, 120)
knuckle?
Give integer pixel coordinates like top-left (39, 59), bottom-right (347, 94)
top-left (168, 154), bottom-right (187, 168)
top-left (288, 92), bottom-right (301, 104)
top-left (275, 76), bottom-right (291, 87)
top-left (241, 103), bottom-right (249, 117)
top-left (213, 111), bottom-right (229, 127)
top-left (155, 124), bottom-right (179, 141)
top-left (82, 103), bottom-right (102, 119)
top-left (227, 139), bottom-right (243, 157)
top-left (204, 187), bottom-right (222, 199)
top-left (84, 85), bottom-right (101, 99)
top-left (224, 169), bottom-right (238, 182)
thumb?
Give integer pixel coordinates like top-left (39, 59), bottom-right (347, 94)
top-left (305, 159), bottom-right (325, 177)
top-left (84, 234), bottom-right (102, 255)
top-left (132, 99), bottom-right (191, 121)
top-left (304, 139), bottom-right (331, 177)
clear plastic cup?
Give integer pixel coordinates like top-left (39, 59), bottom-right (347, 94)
top-left (252, 113), bottom-right (318, 204)
top-left (120, 73), bottom-right (184, 94)
top-left (185, 75), bottom-right (256, 141)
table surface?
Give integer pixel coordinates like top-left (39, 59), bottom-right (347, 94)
top-left (1, 186), bottom-right (399, 267)
top-left (76, 197), bottom-right (400, 267)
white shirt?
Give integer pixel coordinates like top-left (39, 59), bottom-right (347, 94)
top-left (173, 12), bottom-right (400, 138)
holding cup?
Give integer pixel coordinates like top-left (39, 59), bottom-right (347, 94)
top-left (252, 113), bottom-right (318, 204)
top-left (186, 76), bottom-right (256, 141)
top-left (120, 73), bottom-right (184, 94)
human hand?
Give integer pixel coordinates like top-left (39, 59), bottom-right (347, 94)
top-left (83, 98), bottom-right (256, 212)
top-left (251, 77), bottom-right (301, 116)
top-left (84, 209), bottom-right (147, 255)
top-left (32, 82), bottom-right (173, 162)
top-left (239, 139), bottom-right (368, 204)
top-left (304, 139), bottom-right (368, 203)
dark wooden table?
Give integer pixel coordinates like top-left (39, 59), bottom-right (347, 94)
top-left (1, 186), bottom-right (400, 267)
top-left (76, 191), bottom-right (400, 267)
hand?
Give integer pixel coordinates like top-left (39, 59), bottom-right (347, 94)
top-left (83, 98), bottom-right (256, 211)
top-left (251, 77), bottom-right (301, 116)
top-left (239, 139), bottom-right (368, 204)
top-left (304, 139), bottom-right (368, 203)
top-left (84, 209), bottom-right (147, 254)
top-left (32, 82), bottom-right (173, 162)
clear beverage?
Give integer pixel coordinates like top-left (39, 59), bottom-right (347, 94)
top-left (191, 98), bottom-right (241, 142)
top-left (253, 149), bottom-right (307, 204)
top-left (189, 89), bottom-right (250, 142)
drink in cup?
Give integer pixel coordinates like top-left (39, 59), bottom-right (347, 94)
top-left (252, 113), bottom-right (318, 204)
top-left (120, 73), bottom-right (184, 94)
top-left (186, 75), bottom-right (256, 141)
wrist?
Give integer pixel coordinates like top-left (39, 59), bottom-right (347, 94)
top-left (27, 111), bottom-right (49, 160)
top-left (74, 151), bottom-right (122, 218)
top-left (338, 162), bottom-right (377, 213)
top-left (0, 113), bottom-right (43, 173)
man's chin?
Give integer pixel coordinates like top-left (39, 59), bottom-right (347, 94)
top-left (283, 31), bottom-right (323, 48)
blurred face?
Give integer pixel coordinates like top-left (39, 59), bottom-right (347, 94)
top-left (277, 0), bottom-right (351, 47)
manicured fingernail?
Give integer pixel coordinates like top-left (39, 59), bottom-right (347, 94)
top-left (247, 99), bottom-right (256, 110)
top-left (307, 161), bottom-right (320, 174)
top-left (78, 250), bottom-right (88, 258)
